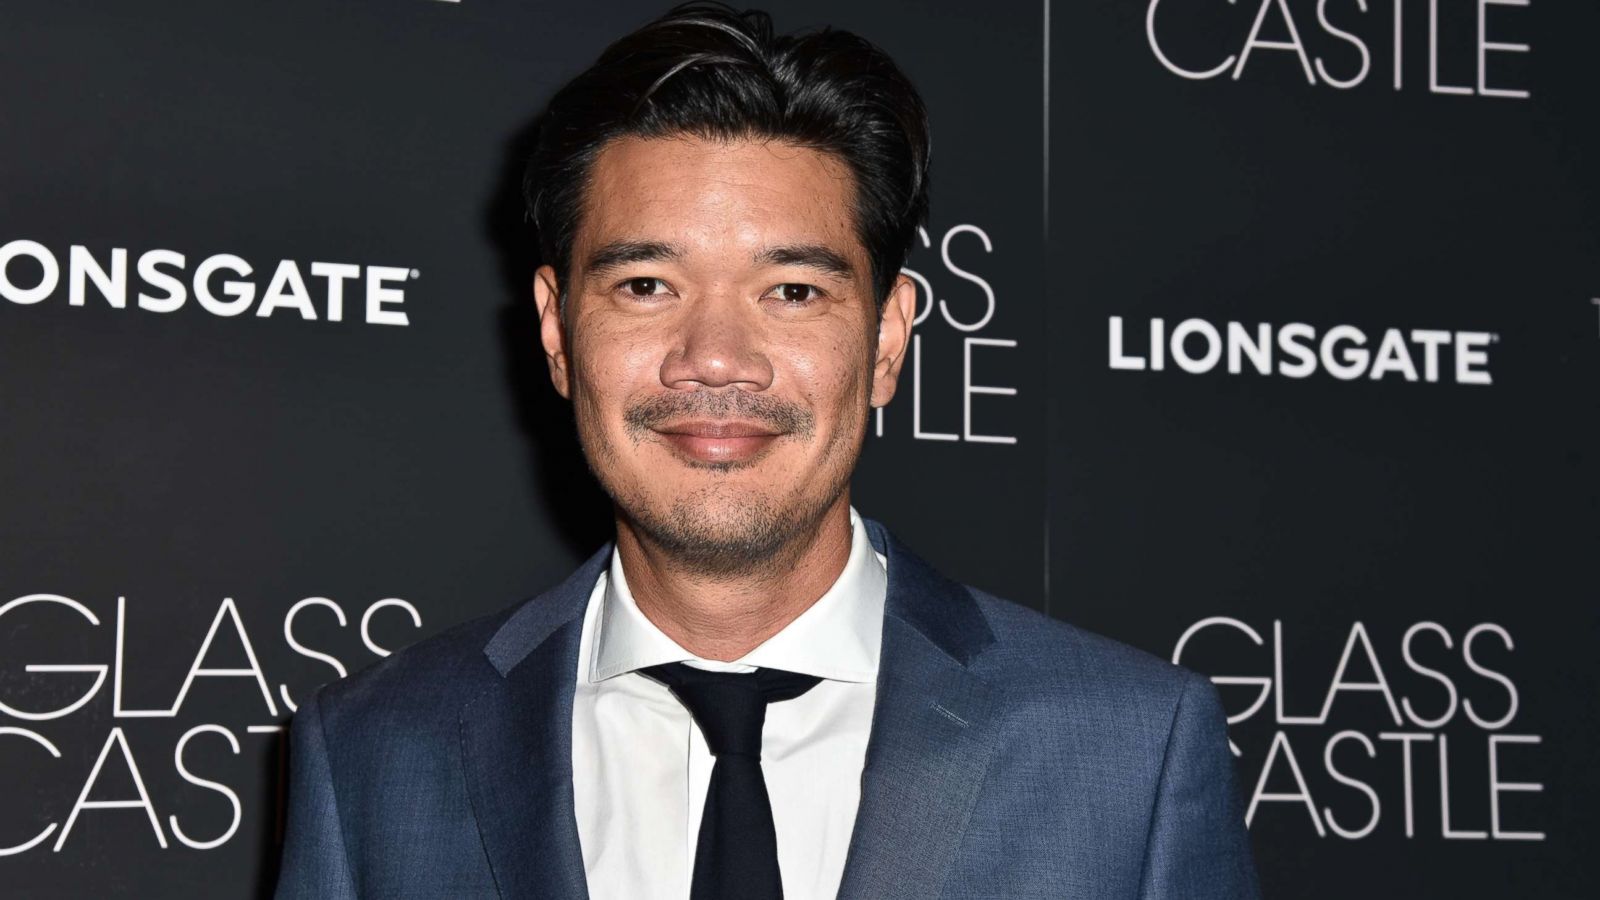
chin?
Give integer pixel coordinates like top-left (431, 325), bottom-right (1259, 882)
top-left (623, 482), bottom-right (833, 576)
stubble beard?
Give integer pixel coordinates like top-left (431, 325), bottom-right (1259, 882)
top-left (628, 478), bottom-right (844, 578)
top-left (574, 385), bottom-right (865, 578)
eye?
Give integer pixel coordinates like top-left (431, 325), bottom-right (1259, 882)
top-left (769, 283), bottom-right (822, 304)
top-left (622, 277), bottom-right (668, 297)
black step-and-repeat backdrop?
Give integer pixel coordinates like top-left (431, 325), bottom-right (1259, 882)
top-left (1, 1), bottom-right (1594, 897)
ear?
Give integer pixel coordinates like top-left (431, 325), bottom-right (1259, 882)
top-left (869, 273), bottom-right (916, 409)
top-left (532, 265), bottom-right (572, 398)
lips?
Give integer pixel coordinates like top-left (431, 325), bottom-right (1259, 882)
top-left (654, 420), bottom-right (783, 464)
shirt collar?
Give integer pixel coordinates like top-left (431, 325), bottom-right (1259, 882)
top-left (589, 506), bottom-right (887, 685)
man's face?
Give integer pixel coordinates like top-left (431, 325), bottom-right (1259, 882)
top-left (533, 135), bottom-right (914, 572)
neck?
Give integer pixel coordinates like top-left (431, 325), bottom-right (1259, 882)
top-left (614, 495), bottom-right (855, 662)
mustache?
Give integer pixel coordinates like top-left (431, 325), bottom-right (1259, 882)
top-left (623, 391), bottom-right (814, 437)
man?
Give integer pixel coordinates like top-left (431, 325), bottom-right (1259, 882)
top-left (276, 4), bottom-right (1261, 898)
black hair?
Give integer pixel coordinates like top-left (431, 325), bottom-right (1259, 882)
top-left (523, 2), bottom-right (931, 304)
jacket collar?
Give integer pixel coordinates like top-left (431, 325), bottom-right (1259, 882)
top-left (483, 544), bottom-right (610, 676)
top-left (862, 516), bottom-right (995, 667)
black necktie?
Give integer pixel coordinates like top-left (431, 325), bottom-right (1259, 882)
top-left (640, 662), bottom-right (823, 900)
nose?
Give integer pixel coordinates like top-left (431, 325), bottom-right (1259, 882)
top-left (659, 293), bottom-right (774, 391)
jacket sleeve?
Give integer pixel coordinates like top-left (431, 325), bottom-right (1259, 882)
top-left (1136, 672), bottom-right (1262, 900)
top-left (274, 692), bottom-right (360, 900)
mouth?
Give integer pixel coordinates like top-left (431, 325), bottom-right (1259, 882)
top-left (652, 419), bottom-right (785, 465)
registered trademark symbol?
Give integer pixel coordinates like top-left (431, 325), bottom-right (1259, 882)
top-left (409, 269), bottom-right (420, 279)
top-left (1491, 334), bottom-right (1500, 343)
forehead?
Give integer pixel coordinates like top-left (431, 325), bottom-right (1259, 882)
top-left (578, 135), bottom-right (861, 265)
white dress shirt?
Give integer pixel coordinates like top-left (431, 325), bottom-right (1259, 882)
top-left (571, 507), bottom-right (888, 900)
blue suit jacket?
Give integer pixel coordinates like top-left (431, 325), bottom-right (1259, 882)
top-left (276, 520), bottom-right (1261, 899)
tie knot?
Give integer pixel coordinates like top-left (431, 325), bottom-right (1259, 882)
top-left (641, 663), bottom-right (822, 758)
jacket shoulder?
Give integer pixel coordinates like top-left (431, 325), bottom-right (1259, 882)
top-left (306, 542), bottom-right (607, 741)
top-left (965, 586), bottom-right (1204, 711)
top-left (310, 602), bottom-right (518, 738)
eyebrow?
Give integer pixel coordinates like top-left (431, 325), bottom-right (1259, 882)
top-left (581, 239), bottom-right (856, 282)
top-left (583, 240), bottom-right (684, 277)
top-left (757, 244), bottom-right (855, 281)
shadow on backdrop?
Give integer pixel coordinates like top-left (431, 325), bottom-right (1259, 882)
top-left (485, 112), bottom-right (613, 561)
top-left (255, 730), bottom-right (290, 898)
top-left (254, 108), bottom-right (613, 900)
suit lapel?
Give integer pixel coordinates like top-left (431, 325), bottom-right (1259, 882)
top-left (837, 522), bottom-right (1005, 900)
top-left (460, 546), bottom-right (610, 900)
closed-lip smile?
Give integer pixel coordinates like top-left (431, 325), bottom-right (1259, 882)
top-left (653, 419), bottom-right (784, 463)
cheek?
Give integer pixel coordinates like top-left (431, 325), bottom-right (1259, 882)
top-left (573, 321), bottom-right (666, 419)
top-left (778, 331), bottom-right (872, 425)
